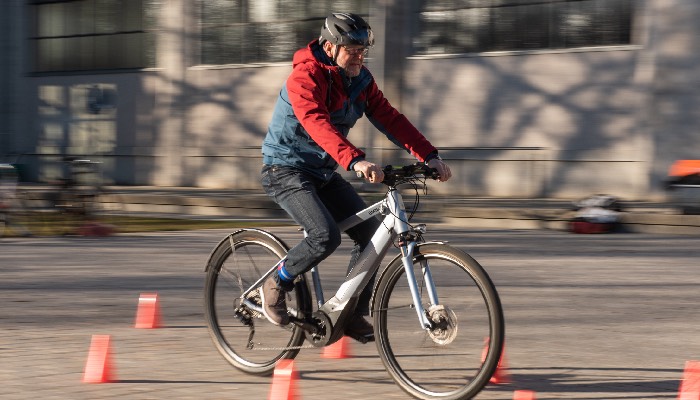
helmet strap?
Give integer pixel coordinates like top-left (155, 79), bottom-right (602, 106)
top-left (333, 45), bottom-right (341, 64)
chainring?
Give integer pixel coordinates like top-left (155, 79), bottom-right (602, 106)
top-left (304, 310), bottom-right (332, 347)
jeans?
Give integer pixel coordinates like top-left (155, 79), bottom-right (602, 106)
top-left (260, 164), bottom-right (381, 315)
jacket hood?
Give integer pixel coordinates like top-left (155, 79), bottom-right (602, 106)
top-left (293, 39), bottom-right (336, 70)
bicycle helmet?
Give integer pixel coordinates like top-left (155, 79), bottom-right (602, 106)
top-left (320, 12), bottom-right (374, 47)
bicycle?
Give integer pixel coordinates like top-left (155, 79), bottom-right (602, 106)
top-left (24, 156), bottom-right (105, 236)
top-left (0, 163), bottom-right (32, 237)
top-left (46, 156), bottom-right (102, 218)
top-left (203, 163), bottom-right (505, 400)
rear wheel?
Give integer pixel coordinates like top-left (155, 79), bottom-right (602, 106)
top-left (373, 243), bottom-right (504, 400)
top-left (204, 229), bottom-right (310, 375)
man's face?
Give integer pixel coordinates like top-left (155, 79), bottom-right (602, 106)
top-left (325, 43), bottom-right (368, 78)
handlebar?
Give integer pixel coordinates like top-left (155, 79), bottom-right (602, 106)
top-left (356, 163), bottom-right (440, 186)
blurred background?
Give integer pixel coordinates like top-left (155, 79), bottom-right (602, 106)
top-left (0, 0), bottom-right (697, 200)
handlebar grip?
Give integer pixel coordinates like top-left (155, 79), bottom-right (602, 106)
top-left (426, 167), bottom-right (440, 180)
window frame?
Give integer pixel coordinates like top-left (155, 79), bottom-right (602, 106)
top-left (412, 0), bottom-right (636, 58)
top-left (28, 0), bottom-right (158, 74)
top-left (196, 0), bottom-right (370, 67)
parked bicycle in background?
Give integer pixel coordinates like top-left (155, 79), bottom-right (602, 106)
top-left (0, 163), bottom-right (31, 237)
top-left (46, 156), bottom-right (103, 219)
top-left (1, 155), bottom-right (104, 237)
top-left (39, 156), bottom-right (104, 235)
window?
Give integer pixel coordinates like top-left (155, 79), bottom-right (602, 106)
top-left (198, 0), bottom-right (369, 65)
top-left (29, 0), bottom-right (159, 73)
top-left (414, 0), bottom-right (633, 56)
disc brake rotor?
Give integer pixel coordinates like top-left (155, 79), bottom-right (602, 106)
top-left (427, 305), bottom-right (458, 345)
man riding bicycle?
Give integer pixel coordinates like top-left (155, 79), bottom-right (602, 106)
top-left (260, 12), bottom-right (452, 342)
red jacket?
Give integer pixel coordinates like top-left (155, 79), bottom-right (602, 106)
top-left (262, 40), bottom-right (437, 179)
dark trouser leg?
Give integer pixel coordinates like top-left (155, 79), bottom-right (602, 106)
top-left (261, 165), bottom-right (342, 277)
top-left (261, 166), bottom-right (379, 315)
top-left (318, 174), bottom-right (381, 316)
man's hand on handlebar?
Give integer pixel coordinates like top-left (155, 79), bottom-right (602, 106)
top-left (353, 160), bottom-right (385, 183)
top-left (427, 158), bottom-right (452, 182)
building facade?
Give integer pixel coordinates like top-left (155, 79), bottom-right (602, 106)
top-left (1, 0), bottom-right (699, 200)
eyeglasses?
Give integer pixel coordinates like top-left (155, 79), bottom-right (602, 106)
top-left (342, 46), bottom-right (369, 57)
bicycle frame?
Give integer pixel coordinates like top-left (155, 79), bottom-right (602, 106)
top-left (240, 185), bottom-right (440, 331)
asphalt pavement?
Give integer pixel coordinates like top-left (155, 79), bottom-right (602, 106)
top-left (2, 226), bottom-right (699, 399)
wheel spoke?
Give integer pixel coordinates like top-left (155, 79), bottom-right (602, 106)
top-left (374, 244), bottom-right (504, 400)
top-left (204, 230), bottom-right (309, 375)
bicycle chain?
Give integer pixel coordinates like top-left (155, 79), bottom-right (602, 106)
top-left (249, 343), bottom-right (317, 351)
top-left (225, 239), bottom-right (347, 352)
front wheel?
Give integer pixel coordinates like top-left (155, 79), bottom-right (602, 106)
top-left (373, 243), bottom-right (505, 400)
top-left (204, 229), bottom-right (310, 376)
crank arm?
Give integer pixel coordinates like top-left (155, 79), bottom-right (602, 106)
top-left (288, 315), bottom-right (320, 335)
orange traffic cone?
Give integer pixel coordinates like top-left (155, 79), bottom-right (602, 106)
top-left (482, 336), bottom-right (510, 384)
top-left (322, 336), bottom-right (352, 359)
top-left (268, 359), bottom-right (299, 400)
top-left (514, 389), bottom-right (537, 399)
top-left (678, 360), bottom-right (700, 400)
top-left (82, 335), bottom-right (115, 383)
top-left (135, 292), bottom-right (162, 329)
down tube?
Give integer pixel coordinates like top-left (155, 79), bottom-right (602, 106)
top-left (331, 214), bottom-right (396, 309)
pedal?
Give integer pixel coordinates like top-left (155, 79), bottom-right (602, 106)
top-left (345, 331), bottom-right (374, 344)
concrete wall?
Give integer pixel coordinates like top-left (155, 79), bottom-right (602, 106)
top-left (5, 0), bottom-right (700, 201)
top-left (403, 47), bottom-right (652, 198)
top-left (647, 0), bottom-right (700, 188)
top-left (183, 65), bottom-right (292, 189)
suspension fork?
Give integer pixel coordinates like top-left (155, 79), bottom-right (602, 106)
top-left (399, 239), bottom-right (440, 330)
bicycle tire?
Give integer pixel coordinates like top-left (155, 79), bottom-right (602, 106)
top-left (204, 229), bottom-right (311, 376)
top-left (373, 243), bottom-right (505, 400)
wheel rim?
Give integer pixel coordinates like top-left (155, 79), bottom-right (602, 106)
top-left (206, 237), bottom-right (304, 372)
top-left (375, 251), bottom-right (502, 399)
